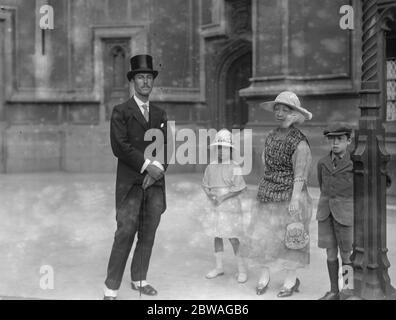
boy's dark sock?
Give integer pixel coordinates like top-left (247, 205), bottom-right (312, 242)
top-left (328, 259), bottom-right (340, 293)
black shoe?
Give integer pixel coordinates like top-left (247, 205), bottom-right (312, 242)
top-left (131, 283), bottom-right (158, 296)
top-left (103, 296), bottom-right (117, 300)
top-left (277, 278), bottom-right (300, 298)
top-left (319, 291), bottom-right (340, 300)
top-left (256, 279), bottom-right (270, 295)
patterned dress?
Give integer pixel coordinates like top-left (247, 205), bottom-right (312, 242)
top-left (243, 126), bottom-right (313, 270)
top-left (201, 161), bottom-right (247, 238)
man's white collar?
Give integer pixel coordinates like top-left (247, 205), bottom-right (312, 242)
top-left (133, 95), bottom-right (149, 108)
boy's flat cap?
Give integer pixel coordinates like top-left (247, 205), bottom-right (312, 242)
top-left (323, 122), bottom-right (353, 137)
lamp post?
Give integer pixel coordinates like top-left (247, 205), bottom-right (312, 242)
top-left (351, 0), bottom-right (395, 300)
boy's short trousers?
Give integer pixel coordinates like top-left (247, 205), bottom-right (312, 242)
top-left (318, 213), bottom-right (353, 251)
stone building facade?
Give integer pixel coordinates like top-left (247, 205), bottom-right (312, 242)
top-left (0, 0), bottom-right (395, 196)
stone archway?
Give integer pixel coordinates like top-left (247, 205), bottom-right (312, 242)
top-left (202, 0), bottom-right (252, 130)
top-left (224, 51), bottom-right (252, 130)
top-left (214, 40), bottom-right (252, 130)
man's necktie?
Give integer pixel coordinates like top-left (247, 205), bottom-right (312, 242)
top-left (333, 156), bottom-right (339, 168)
top-left (142, 104), bottom-right (149, 123)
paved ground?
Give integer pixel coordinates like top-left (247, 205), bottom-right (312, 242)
top-left (0, 173), bottom-right (396, 300)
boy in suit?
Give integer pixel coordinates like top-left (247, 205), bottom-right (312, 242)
top-left (317, 123), bottom-right (354, 300)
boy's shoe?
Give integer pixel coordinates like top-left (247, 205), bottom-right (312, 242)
top-left (206, 268), bottom-right (224, 279)
top-left (319, 291), bottom-right (340, 300)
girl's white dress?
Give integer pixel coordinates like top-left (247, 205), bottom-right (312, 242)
top-left (201, 161), bottom-right (247, 238)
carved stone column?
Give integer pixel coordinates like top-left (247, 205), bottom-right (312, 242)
top-left (351, 0), bottom-right (395, 300)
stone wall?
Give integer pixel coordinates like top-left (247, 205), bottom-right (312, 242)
top-left (0, 0), bottom-right (395, 199)
top-left (0, 0), bottom-right (207, 173)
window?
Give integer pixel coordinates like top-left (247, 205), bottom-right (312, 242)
top-left (386, 30), bottom-right (396, 122)
top-left (387, 59), bottom-right (396, 121)
top-left (111, 45), bottom-right (126, 88)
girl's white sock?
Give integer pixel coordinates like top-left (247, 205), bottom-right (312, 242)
top-left (215, 252), bottom-right (224, 270)
top-left (237, 256), bottom-right (247, 273)
top-left (206, 252), bottom-right (225, 279)
top-left (236, 256), bottom-right (248, 283)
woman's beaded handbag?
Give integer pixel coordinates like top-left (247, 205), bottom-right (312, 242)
top-left (285, 210), bottom-right (309, 250)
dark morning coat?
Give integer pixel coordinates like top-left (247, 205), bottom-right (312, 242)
top-left (316, 151), bottom-right (354, 226)
top-left (110, 97), bottom-right (169, 213)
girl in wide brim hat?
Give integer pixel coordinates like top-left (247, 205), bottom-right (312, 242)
top-left (209, 129), bottom-right (236, 149)
top-left (201, 129), bottom-right (248, 284)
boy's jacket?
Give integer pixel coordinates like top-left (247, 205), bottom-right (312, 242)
top-left (316, 151), bottom-right (353, 226)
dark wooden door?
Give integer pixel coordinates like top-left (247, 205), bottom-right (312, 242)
top-left (0, 18), bottom-right (5, 173)
top-left (103, 39), bottom-right (131, 120)
top-left (0, 18), bottom-right (4, 121)
top-left (225, 52), bottom-right (252, 129)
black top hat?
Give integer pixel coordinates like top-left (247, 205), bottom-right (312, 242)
top-left (323, 122), bottom-right (353, 137)
top-left (127, 54), bottom-right (158, 81)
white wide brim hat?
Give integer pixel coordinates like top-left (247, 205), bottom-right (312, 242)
top-left (260, 91), bottom-right (313, 120)
top-left (210, 141), bottom-right (235, 148)
top-left (210, 129), bottom-right (235, 149)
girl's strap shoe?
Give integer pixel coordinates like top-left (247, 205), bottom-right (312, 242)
top-left (205, 269), bottom-right (225, 279)
top-left (237, 272), bottom-right (248, 284)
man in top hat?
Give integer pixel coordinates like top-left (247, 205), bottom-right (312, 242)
top-left (316, 122), bottom-right (354, 300)
top-left (103, 54), bottom-right (169, 299)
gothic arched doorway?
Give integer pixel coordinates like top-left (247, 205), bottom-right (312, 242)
top-left (0, 14), bottom-right (5, 173)
top-left (216, 42), bottom-right (252, 130)
top-left (225, 52), bottom-right (252, 130)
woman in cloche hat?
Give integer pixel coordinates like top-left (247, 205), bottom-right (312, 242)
top-left (242, 91), bottom-right (313, 298)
